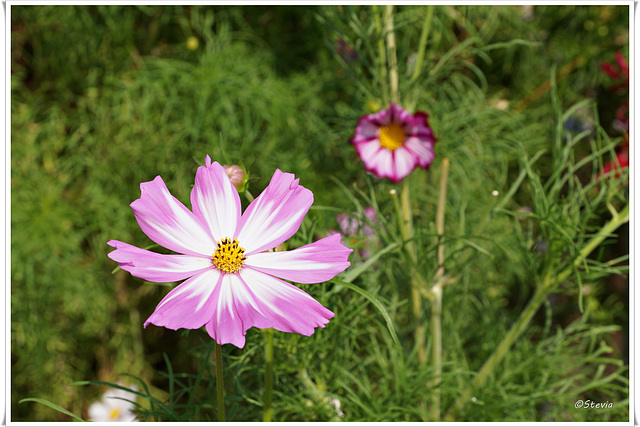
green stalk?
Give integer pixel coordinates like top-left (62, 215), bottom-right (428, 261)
top-left (263, 328), bottom-right (274, 422)
top-left (410, 5), bottom-right (434, 82)
top-left (430, 158), bottom-right (449, 420)
top-left (391, 185), bottom-right (428, 365)
top-left (384, 4), bottom-right (399, 104)
top-left (373, 6), bottom-right (388, 105)
top-left (395, 181), bottom-right (428, 366)
top-left (444, 203), bottom-right (629, 420)
top-left (215, 342), bottom-right (226, 422)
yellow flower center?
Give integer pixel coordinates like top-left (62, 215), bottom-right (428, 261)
top-left (212, 238), bottom-right (246, 273)
top-left (109, 408), bottom-right (121, 420)
top-left (379, 123), bottom-right (406, 151)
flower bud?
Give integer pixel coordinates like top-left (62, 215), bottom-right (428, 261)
top-left (223, 164), bottom-right (246, 191)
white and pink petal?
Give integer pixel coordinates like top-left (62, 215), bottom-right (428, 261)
top-left (107, 240), bottom-right (212, 283)
top-left (190, 156), bottom-right (242, 243)
top-left (392, 147), bottom-right (419, 182)
top-left (354, 138), bottom-right (383, 166)
top-left (404, 136), bottom-right (435, 168)
top-left (367, 148), bottom-right (395, 181)
top-left (204, 273), bottom-right (272, 348)
top-left (389, 102), bottom-right (414, 126)
top-left (245, 234), bottom-right (352, 284)
top-left (235, 170), bottom-right (313, 255)
top-left (144, 268), bottom-right (221, 331)
top-left (131, 176), bottom-right (216, 257)
top-left (351, 117), bottom-right (381, 144)
top-left (238, 268), bottom-right (335, 337)
top-left (366, 107), bottom-right (392, 126)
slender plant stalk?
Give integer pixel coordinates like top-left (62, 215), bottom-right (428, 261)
top-left (391, 185), bottom-right (428, 366)
top-left (435, 159), bottom-right (449, 279)
top-left (429, 158), bottom-right (449, 421)
top-left (444, 203), bottom-right (629, 420)
top-left (215, 342), bottom-right (226, 422)
top-left (397, 181), bottom-right (428, 366)
top-left (373, 5), bottom-right (389, 105)
top-left (263, 328), bottom-right (274, 422)
top-left (410, 5), bottom-right (434, 83)
top-left (384, 4), bottom-right (399, 104)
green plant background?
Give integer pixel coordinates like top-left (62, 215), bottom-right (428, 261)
top-left (11, 5), bottom-right (629, 422)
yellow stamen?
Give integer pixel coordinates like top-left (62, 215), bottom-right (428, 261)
top-left (379, 123), bottom-right (406, 151)
top-left (212, 238), bottom-right (246, 273)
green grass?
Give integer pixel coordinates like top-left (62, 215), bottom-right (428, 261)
top-left (11, 4), bottom-right (629, 422)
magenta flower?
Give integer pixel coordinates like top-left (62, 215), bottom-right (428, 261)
top-left (350, 103), bottom-right (437, 183)
top-left (108, 156), bottom-right (352, 348)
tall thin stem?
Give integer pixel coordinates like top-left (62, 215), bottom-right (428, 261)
top-left (384, 4), bottom-right (399, 104)
top-left (263, 328), bottom-right (274, 422)
top-left (410, 5), bottom-right (434, 83)
top-left (391, 184), bottom-right (428, 366)
top-left (215, 343), bottom-right (226, 421)
top-left (444, 203), bottom-right (629, 420)
top-left (430, 158), bottom-right (449, 420)
top-left (395, 180), bottom-right (427, 366)
top-left (373, 5), bottom-right (388, 105)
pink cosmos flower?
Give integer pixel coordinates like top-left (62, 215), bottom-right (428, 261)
top-left (108, 156), bottom-right (352, 348)
top-left (350, 103), bottom-right (437, 183)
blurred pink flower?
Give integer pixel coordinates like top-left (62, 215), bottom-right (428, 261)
top-left (108, 155), bottom-right (352, 348)
top-left (334, 206), bottom-right (378, 259)
top-left (601, 51), bottom-right (629, 93)
top-left (350, 103), bottom-right (437, 182)
top-left (336, 206), bottom-right (377, 238)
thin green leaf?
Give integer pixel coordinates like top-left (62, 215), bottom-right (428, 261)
top-left (19, 398), bottom-right (86, 422)
top-left (331, 279), bottom-right (400, 348)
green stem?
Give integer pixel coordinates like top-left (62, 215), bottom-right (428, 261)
top-left (373, 5), bottom-right (388, 105)
top-left (395, 181), bottom-right (427, 366)
top-left (384, 4), bottom-right (399, 104)
top-left (430, 285), bottom-right (442, 418)
top-left (391, 185), bottom-right (427, 364)
top-left (435, 158), bottom-right (449, 279)
top-left (411, 5), bottom-right (434, 82)
top-left (215, 342), bottom-right (226, 422)
top-left (263, 329), bottom-right (274, 422)
top-left (430, 158), bottom-right (449, 421)
top-left (444, 203), bottom-right (629, 420)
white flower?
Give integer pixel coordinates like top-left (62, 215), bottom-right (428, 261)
top-left (88, 384), bottom-right (139, 422)
top-left (327, 397), bottom-right (345, 418)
